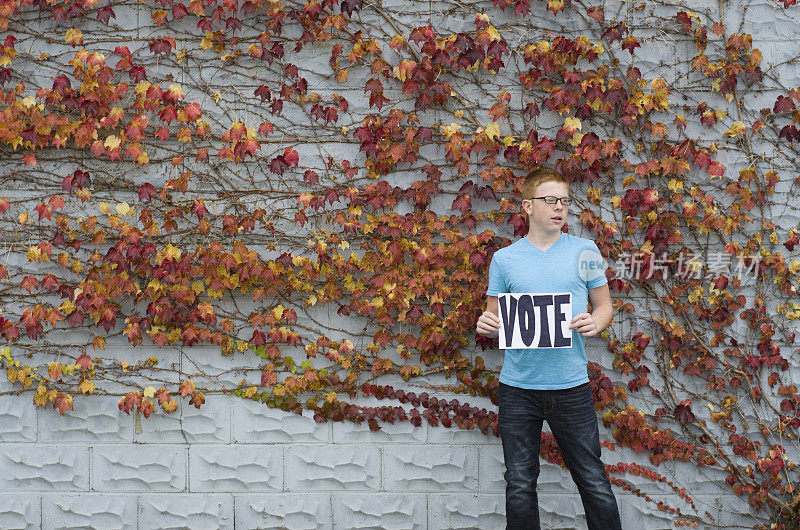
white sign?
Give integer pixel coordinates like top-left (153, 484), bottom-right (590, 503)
top-left (497, 293), bottom-right (573, 349)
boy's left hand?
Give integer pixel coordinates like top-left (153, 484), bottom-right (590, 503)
top-left (569, 313), bottom-right (598, 337)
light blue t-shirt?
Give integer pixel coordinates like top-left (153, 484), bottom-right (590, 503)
top-left (486, 233), bottom-right (608, 390)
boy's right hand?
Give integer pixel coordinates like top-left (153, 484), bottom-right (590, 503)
top-left (476, 311), bottom-right (501, 337)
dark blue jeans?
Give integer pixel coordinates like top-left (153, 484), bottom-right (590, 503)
top-left (499, 382), bottom-right (622, 530)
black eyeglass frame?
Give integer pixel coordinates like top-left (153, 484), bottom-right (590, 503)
top-left (530, 196), bottom-right (572, 206)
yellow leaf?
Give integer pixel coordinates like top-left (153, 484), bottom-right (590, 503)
top-left (535, 40), bottom-right (551, 54)
top-left (191, 280), bottom-right (205, 294)
top-left (115, 202), bottom-right (131, 216)
top-left (723, 121), bottom-right (746, 137)
top-left (165, 243), bottom-right (181, 261)
top-left (135, 81), bottom-right (152, 95)
top-left (200, 32), bottom-right (215, 51)
top-left (143, 386), bottom-right (155, 398)
top-left (98, 202), bottom-right (110, 215)
top-left (79, 380), bottom-right (95, 394)
top-left (593, 42), bottom-right (605, 55)
top-left (668, 179), bottom-right (684, 192)
top-left (483, 122), bottom-right (500, 140)
top-left (104, 135), bottom-right (121, 150)
top-left (167, 84), bottom-right (184, 99)
top-left (567, 132), bottom-right (584, 147)
top-left (27, 246), bottom-right (42, 262)
top-left (688, 285), bottom-right (704, 303)
top-left (440, 123), bottom-right (461, 138)
top-left (65, 28), bottom-right (83, 46)
top-left (485, 25), bottom-right (502, 42)
top-left (564, 116), bottom-right (582, 134)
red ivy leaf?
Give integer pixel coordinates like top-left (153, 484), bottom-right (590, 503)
top-left (774, 95), bottom-right (796, 113)
top-left (54, 393), bottom-right (73, 415)
top-left (674, 402), bottom-right (696, 425)
top-left (621, 36), bottom-right (640, 54)
top-left (149, 37), bottom-right (175, 55)
top-left (76, 353), bottom-right (93, 371)
top-left (97, 5), bottom-right (115, 23)
top-left (254, 85), bottom-right (271, 102)
top-left (138, 182), bottom-right (157, 202)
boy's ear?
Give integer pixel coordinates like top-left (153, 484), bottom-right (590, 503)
top-left (521, 199), bottom-right (533, 216)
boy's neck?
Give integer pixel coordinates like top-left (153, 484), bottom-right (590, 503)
top-left (525, 226), bottom-right (562, 251)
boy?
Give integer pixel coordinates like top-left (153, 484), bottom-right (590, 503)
top-left (476, 167), bottom-right (622, 530)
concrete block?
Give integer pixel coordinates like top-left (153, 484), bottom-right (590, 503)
top-left (0, 493), bottom-right (41, 529)
top-left (133, 404), bottom-right (188, 444)
top-left (0, 395), bottom-right (37, 442)
top-left (332, 417), bottom-right (426, 443)
top-left (427, 425), bottom-right (495, 444)
top-left (617, 492), bottom-right (683, 530)
top-left (105, 4), bottom-right (142, 33)
top-left (235, 494), bottom-right (332, 530)
top-left (178, 348), bottom-right (262, 389)
top-left (285, 446), bottom-right (380, 491)
top-left (138, 494), bottom-right (233, 529)
top-left (91, 445), bottom-right (186, 492)
top-left (93, 348), bottom-right (182, 394)
top-left (478, 445), bottom-right (506, 493)
top-left (0, 444), bottom-right (89, 491)
top-left (428, 494), bottom-right (506, 530)
top-left (39, 396), bottom-right (132, 443)
top-left (42, 494), bottom-right (137, 530)
top-left (332, 493), bottom-right (426, 529)
top-left (134, 397), bottom-right (230, 443)
top-left (383, 446), bottom-right (478, 492)
top-left (233, 400), bottom-right (329, 443)
top-left (539, 493), bottom-right (587, 529)
top-left (180, 396), bottom-right (231, 443)
top-left (189, 445), bottom-right (282, 492)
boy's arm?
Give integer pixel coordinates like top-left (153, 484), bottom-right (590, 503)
top-left (569, 283), bottom-right (612, 337)
top-left (588, 283), bottom-right (613, 332)
top-left (476, 295), bottom-right (500, 337)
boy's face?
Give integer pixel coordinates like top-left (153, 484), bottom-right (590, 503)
top-left (522, 181), bottom-right (569, 233)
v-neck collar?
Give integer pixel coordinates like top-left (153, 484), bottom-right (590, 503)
top-left (523, 232), bottom-right (564, 253)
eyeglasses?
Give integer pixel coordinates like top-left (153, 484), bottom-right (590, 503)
top-left (532, 196), bottom-right (572, 206)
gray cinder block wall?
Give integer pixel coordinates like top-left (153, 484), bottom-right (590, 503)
top-left (0, 372), bottom-right (756, 529)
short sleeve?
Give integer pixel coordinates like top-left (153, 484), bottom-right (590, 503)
top-left (486, 254), bottom-right (506, 296)
top-left (579, 242), bottom-right (608, 290)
